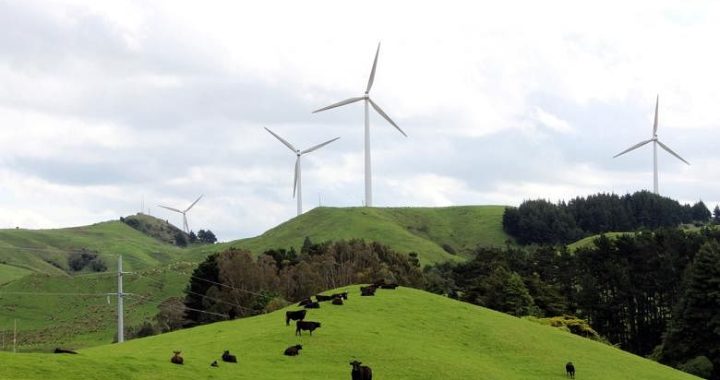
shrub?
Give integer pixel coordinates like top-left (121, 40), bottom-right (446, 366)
top-left (678, 356), bottom-right (713, 379)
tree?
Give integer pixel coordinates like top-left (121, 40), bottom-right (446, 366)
top-left (198, 229), bottom-right (217, 244)
top-left (174, 231), bottom-right (188, 247)
top-left (691, 201), bottom-right (711, 222)
top-left (660, 241), bottom-right (720, 378)
top-left (188, 231), bottom-right (198, 243)
top-left (713, 205), bottom-right (720, 224)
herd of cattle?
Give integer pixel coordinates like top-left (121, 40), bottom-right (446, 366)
top-left (169, 280), bottom-right (399, 379)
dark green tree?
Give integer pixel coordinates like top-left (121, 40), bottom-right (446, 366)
top-left (197, 229), bottom-right (217, 244)
top-left (713, 205), bottom-right (720, 224)
top-left (660, 241), bottom-right (720, 378)
top-left (188, 231), bottom-right (198, 243)
top-left (691, 201), bottom-right (711, 222)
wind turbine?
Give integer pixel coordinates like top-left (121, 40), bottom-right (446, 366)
top-left (613, 95), bottom-right (690, 194)
top-left (265, 127), bottom-right (340, 216)
top-left (313, 42), bottom-right (407, 207)
top-left (158, 195), bottom-right (203, 233)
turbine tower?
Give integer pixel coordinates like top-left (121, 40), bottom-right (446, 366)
top-left (613, 95), bottom-right (690, 194)
top-left (158, 194), bottom-right (203, 233)
top-left (313, 42), bottom-right (407, 207)
top-left (265, 127), bottom-right (339, 216)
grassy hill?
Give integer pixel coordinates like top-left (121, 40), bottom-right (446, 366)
top-left (0, 261), bottom-right (194, 351)
top-left (0, 286), bottom-right (697, 380)
top-left (201, 206), bottom-right (511, 265)
top-left (0, 216), bottom-right (202, 277)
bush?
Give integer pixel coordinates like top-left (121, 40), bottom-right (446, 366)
top-left (678, 356), bottom-right (713, 379)
top-left (525, 315), bottom-right (606, 343)
top-left (68, 249), bottom-right (106, 272)
top-left (441, 243), bottom-right (457, 255)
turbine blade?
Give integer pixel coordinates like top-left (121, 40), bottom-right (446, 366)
top-left (312, 97), bottom-right (364, 113)
top-left (656, 140), bottom-right (690, 165)
top-left (612, 139), bottom-right (653, 158)
top-left (264, 127), bottom-right (297, 152)
top-left (185, 194), bottom-right (203, 212)
top-left (158, 205), bottom-right (183, 213)
top-left (366, 42), bottom-right (381, 93)
top-left (293, 157), bottom-right (299, 198)
top-left (368, 98), bottom-right (407, 137)
top-left (301, 137), bottom-right (341, 154)
top-left (653, 94), bottom-right (659, 136)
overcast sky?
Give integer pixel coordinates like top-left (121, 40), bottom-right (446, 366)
top-left (1, 1), bottom-right (719, 241)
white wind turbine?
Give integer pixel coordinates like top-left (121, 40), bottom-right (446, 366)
top-left (613, 95), bottom-right (690, 194)
top-left (313, 42), bottom-right (407, 207)
top-left (158, 195), bottom-right (203, 233)
top-left (265, 127), bottom-right (340, 216)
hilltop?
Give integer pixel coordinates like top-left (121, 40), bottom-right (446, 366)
top-left (0, 286), bottom-right (698, 379)
top-left (0, 217), bottom-right (199, 277)
top-left (209, 206), bottom-right (511, 265)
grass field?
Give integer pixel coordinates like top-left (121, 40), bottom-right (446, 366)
top-left (0, 206), bottom-right (511, 351)
top-left (0, 219), bottom-right (198, 276)
top-left (199, 206), bottom-right (511, 265)
top-left (0, 262), bottom-right (194, 351)
top-left (0, 286), bottom-right (697, 380)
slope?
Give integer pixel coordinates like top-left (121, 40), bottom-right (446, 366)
top-left (0, 286), bottom-right (697, 380)
top-left (0, 218), bottom-right (198, 276)
top-left (201, 206), bottom-right (510, 265)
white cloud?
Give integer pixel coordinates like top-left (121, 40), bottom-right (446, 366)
top-left (1, 0), bottom-right (719, 240)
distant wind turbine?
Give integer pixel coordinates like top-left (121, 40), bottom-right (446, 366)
top-left (158, 195), bottom-right (203, 233)
top-left (613, 95), bottom-right (689, 194)
top-left (265, 127), bottom-right (339, 216)
top-left (313, 42), bottom-right (407, 207)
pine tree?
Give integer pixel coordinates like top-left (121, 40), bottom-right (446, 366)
top-left (660, 241), bottom-right (720, 378)
top-left (713, 205), bottom-right (720, 224)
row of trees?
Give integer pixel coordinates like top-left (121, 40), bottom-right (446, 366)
top-left (424, 228), bottom-right (720, 379)
top-left (503, 191), bottom-right (711, 244)
top-left (183, 238), bottom-right (424, 325)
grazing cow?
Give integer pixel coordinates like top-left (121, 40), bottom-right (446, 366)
top-left (284, 344), bottom-right (303, 356)
top-left (380, 283), bottom-right (399, 289)
top-left (53, 348), bottom-right (78, 354)
top-left (295, 321), bottom-right (321, 336)
top-left (170, 351), bottom-right (183, 365)
top-left (360, 286), bottom-right (377, 296)
top-left (332, 297), bottom-right (344, 305)
top-left (331, 291), bottom-right (349, 300)
top-left (315, 294), bottom-right (335, 302)
top-left (286, 309), bottom-right (307, 326)
top-left (210, 360), bottom-right (219, 367)
top-left (566, 362), bottom-right (575, 379)
top-left (298, 298), bottom-right (312, 306)
top-left (304, 301), bottom-right (320, 309)
top-left (222, 350), bottom-right (237, 363)
top-left (350, 360), bottom-right (373, 380)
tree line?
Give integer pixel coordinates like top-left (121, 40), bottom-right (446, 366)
top-left (183, 238), bottom-right (424, 325)
top-left (502, 191), bottom-right (711, 244)
top-left (424, 228), bottom-right (720, 379)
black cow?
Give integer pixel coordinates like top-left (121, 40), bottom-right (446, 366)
top-left (360, 286), bottom-right (377, 296)
top-left (53, 348), bottom-right (78, 354)
top-left (286, 309), bottom-right (307, 326)
top-left (295, 321), bottom-right (321, 336)
top-left (298, 298), bottom-right (312, 306)
top-left (332, 297), bottom-right (344, 305)
top-left (350, 360), bottom-right (372, 380)
top-left (284, 344), bottom-right (303, 356)
top-left (380, 283), bottom-right (399, 289)
top-left (315, 294), bottom-right (335, 302)
top-left (171, 351), bottom-right (183, 365)
top-left (331, 291), bottom-right (349, 300)
top-left (304, 301), bottom-right (320, 309)
top-left (222, 350), bottom-right (237, 363)
top-left (566, 362), bottom-right (575, 379)
top-left (210, 360), bottom-right (219, 367)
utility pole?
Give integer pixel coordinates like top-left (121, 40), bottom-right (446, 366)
top-left (115, 256), bottom-right (127, 343)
